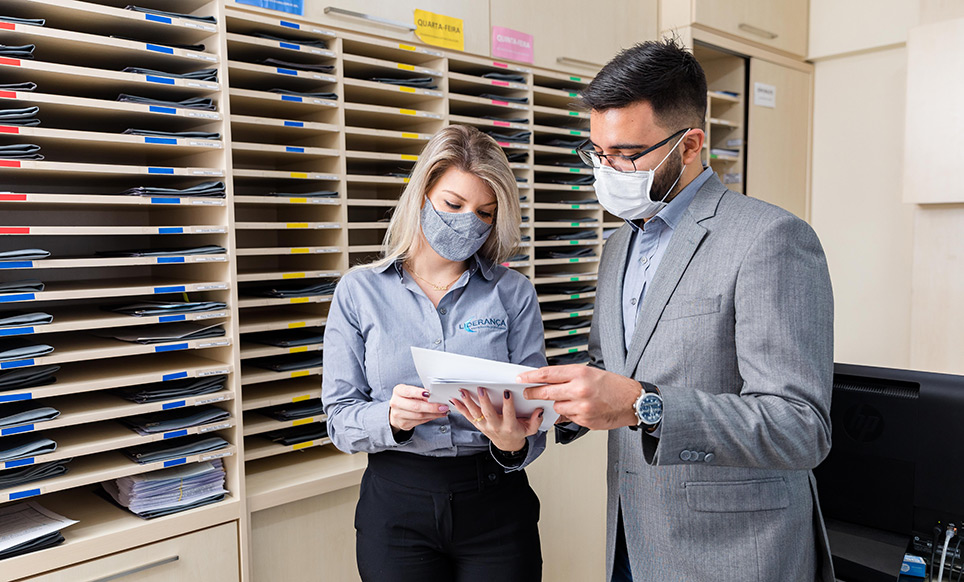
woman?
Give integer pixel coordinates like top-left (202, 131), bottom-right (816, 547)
top-left (322, 124), bottom-right (547, 582)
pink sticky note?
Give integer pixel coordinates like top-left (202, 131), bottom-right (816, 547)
top-left (491, 26), bottom-right (533, 64)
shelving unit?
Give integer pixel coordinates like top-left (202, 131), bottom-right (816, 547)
top-left (694, 43), bottom-right (747, 193)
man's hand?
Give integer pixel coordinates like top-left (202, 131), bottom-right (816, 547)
top-left (519, 365), bottom-right (640, 430)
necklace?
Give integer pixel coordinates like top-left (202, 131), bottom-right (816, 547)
top-left (405, 263), bottom-right (462, 291)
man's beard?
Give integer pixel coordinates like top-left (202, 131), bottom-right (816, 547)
top-left (650, 150), bottom-right (684, 204)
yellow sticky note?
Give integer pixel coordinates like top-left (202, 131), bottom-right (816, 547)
top-left (414, 9), bottom-right (464, 51)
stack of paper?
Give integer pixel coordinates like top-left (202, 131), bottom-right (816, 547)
top-left (102, 459), bottom-right (226, 519)
top-left (97, 322), bottom-right (225, 345)
top-left (0, 502), bottom-right (76, 560)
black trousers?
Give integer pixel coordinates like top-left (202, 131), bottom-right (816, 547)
top-left (355, 450), bottom-right (542, 582)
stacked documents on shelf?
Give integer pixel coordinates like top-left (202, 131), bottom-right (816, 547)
top-left (122, 128), bottom-right (221, 140)
top-left (505, 152), bottom-right (528, 162)
top-left (548, 351), bottom-right (591, 365)
top-left (113, 374), bottom-right (226, 404)
top-left (264, 422), bottom-right (328, 446)
top-left (479, 93), bottom-right (528, 104)
top-left (260, 398), bottom-right (324, 422)
top-left (116, 94), bottom-right (216, 111)
top-left (0, 44), bottom-right (35, 59)
top-left (241, 279), bottom-right (337, 298)
top-left (483, 130), bottom-right (530, 143)
top-left (369, 76), bottom-right (437, 89)
top-left (0, 339), bottom-right (54, 362)
top-left (543, 318), bottom-right (592, 331)
top-left (124, 5), bottom-right (217, 23)
top-left (0, 311), bottom-right (53, 328)
top-left (264, 189), bottom-right (339, 197)
top-left (97, 245), bottom-right (225, 257)
top-left (481, 72), bottom-right (526, 83)
top-left (259, 58), bottom-right (335, 73)
top-left (253, 32), bottom-right (328, 49)
top-left (0, 458), bottom-right (69, 489)
top-left (248, 352), bottom-right (322, 372)
top-left (0, 502), bottom-right (75, 561)
top-left (0, 365), bottom-right (59, 391)
top-left (0, 249), bottom-right (49, 261)
top-left (246, 327), bottom-right (324, 348)
top-left (120, 405), bottom-right (229, 436)
top-left (0, 15), bottom-right (44, 26)
top-left (0, 144), bottom-right (43, 160)
top-left (102, 459), bottom-right (226, 519)
top-left (108, 300), bottom-right (225, 317)
top-left (710, 148), bottom-right (739, 157)
top-left (98, 322), bottom-right (225, 345)
top-left (0, 401), bottom-right (60, 429)
top-left (546, 335), bottom-right (589, 349)
top-left (267, 88), bottom-right (338, 100)
top-left (124, 434), bottom-right (228, 464)
top-left (122, 67), bottom-right (218, 82)
top-left (0, 434), bottom-right (57, 463)
top-left (0, 82), bottom-right (36, 92)
top-left (0, 106), bottom-right (40, 127)
top-left (542, 301), bottom-right (594, 313)
top-left (118, 181), bottom-right (225, 198)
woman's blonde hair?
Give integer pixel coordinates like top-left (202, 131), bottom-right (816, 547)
top-left (363, 124), bottom-right (521, 271)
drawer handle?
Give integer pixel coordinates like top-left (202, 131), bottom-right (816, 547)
top-left (738, 23), bottom-right (778, 40)
top-left (86, 556), bottom-right (179, 582)
top-left (323, 7), bottom-right (417, 32)
top-left (556, 56), bottom-right (604, 69)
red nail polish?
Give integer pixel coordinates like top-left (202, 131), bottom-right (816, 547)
top-left (422, 391), bottom-right (430, 398)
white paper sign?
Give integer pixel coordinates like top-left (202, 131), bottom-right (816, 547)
top-left (754, 82), bottom-right (777, 108)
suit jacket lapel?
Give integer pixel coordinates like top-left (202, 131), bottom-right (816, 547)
top-left (622, 176), bottom-right (727, 377)
top-left (598, 224), bottom-right (631, 373)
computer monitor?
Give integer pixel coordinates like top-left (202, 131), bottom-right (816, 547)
top-left (814, 363), bottom-right (964, 579)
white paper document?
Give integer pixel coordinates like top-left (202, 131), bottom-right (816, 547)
top-left (0, 501), bottom-right (77, 553)
top-left (411, 347), bottom-right (558, 430)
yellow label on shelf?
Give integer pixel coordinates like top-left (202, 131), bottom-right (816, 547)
top-left (399, 44), bottom-right (416, 51)
top-left (292, 441), bottom-right (313, 450)
top-left (399, 86), bottom-right (416, 93)
top-left (289, 197), bottom-right (307, 203)
top-left (290, 172), bottom-right (308, 178)
top-left (397, 63), bottom-right (415, 71)
top-left (293, 417), bottom-right (314, 426)
top-left (401, 132), bottom-right (419, 139)
top-left (291, 248), bottom-right (309, 254)
top-left (283, 272), bottom-right (306, 279)
top-left (403, 178), bottom-right (410, 183)
top-left (291, 370), bottom-right (310, 378)
top-left (288, 322), bottom-right (307, 329)
top-left (399, 108), bottom-right (417, 116)
top-left (401, 154), bottom-right (418, 161)
top-left (414, 9), bottom-right (464, 51)
top-left (286, 223), bottom-right (308, 228)
top-left (292, 394), bottom-right (310, 402)
top-left (290, 297), bottom-right (309, 304)
top-left (290, 346), bottom-right (308, 353)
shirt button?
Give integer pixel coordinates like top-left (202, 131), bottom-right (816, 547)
top-left (434, 339), bottom-right (441, 345)
top-left (439, 426), bottom-right (448, 433)
top-left (439, 307), bottom-right (447, 315)
top-left (640, 257), bottom-right (648, 264)
top-left (630, 298), bottom-right (637, 306)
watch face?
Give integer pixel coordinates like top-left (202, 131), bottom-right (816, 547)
top-left (637, 393), bottom-right (662, 425)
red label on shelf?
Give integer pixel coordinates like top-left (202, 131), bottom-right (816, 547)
top-left (493, 121), bottom-right (510, 127)
top-left (0, 91), bottom-right (15, 99)
top-left (491, 100), bottom-right (508, 106)
top-left (0, 227), bottom-right (29, 233)
top-left (491, 80), bottom-right (509, 86)
top-left (0, 23), bottom-right (14, 30)
top-left (0, 194), bottom-right (26, 201)
top-left (0, 160), bottom-right (21, 168)
top-left (0, 58), bottom-right (21, 67)
top-left (492, 61), bottom-right (508, 68)
top-left (0, 126), bottom-right (20, 134)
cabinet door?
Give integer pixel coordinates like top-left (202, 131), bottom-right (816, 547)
top-left (490, 0), bottom-right (658, 72)
top-left (302, 1), bottom-right (490, 55)
top-left (746, 58), bottom-right (811, 220)
top-left (25, 523), bottom-right (239, 582)
top-left (692, 0), bottom-right (808, 58)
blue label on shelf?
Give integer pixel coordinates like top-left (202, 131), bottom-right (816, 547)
top-left (163, 458), bottom-right (187, 468)
top-left (0, 293), bottom-right (34, 303)
top-left (281, 95), bottom-right (302, 102)
top-left (163, 400), bottom-right (186, 410)
top-left (150, 197), bottom-right (180, 204)
top-left (148, 105), bottom-right (176, 115)
top-left (145, 13), bottom-right (172, 24)
top-left (156, 343), bottom-right (189, 353)
top-left (154, 285), bottom-right (186, 294)
top-left (0, 261), bottom-right (31, 269)
top-left (277, 67), bottom-right (297, 76)
top-left (0, 327), bottom-right (33, 336)
top-left (283, 120), bottom-right (304, 127)
top-left (4, 457), bottom-right (33, 468)
top-left (9, 488), bottom-right (40, 500)
top-left (1, 359), bottom-right (34, 369)
top-left (163, 371), bottom-right (188, 381)
top-left (279, 42), bottom-right (300, 50)
top-left (0, 393), bottom-right (30, 403)
top-left (145, 137), bottom-right (177, 145)
top-left (1, 424), bottom-right (33, 436)
top-left (146, 43), bottom-right (174, 54)
top-left (285, 146), bottom-right (304, 153)
top-left (279, 20), bottom-right (301, 28)
top-left (157, 257), bottom-right (185, 264)
top-left (148, 167), bottom-right (175, 174)
top-left (163, 429), bottom-right (188, 439)
top-left (158, 227), bottom-right (183, 234)
top-left (145, 75), bottom-right (175, 85)
top-left (160, 315), bottom-right (186, 323)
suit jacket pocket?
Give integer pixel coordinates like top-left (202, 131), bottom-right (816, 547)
top-left (661, 295), bottom-right (722, 321)
top-left (684, 477), bottom-right (789, 513)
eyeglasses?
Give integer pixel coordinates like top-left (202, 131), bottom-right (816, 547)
top-left (576, 128), bottom-right (690, 173)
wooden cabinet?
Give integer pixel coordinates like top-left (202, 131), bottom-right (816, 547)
top-left (22, 523), bottom-right (239, 582)
top-left (746, 57), bottom-right (812, 220)
top-left (663, 0), bottom-right (809, 58)
top-left (490, 0), bottom-right (658, 72)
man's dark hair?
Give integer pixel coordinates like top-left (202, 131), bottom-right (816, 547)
top-left (580, 37), bottom-right (707, 131)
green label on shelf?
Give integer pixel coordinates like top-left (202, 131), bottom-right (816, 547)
top-left (569, 258), bottom-right (580, 262)
top-left (570, 222), bottom-right (580, 226)
top-left (571, 186), bottom-right (580, 190)
top-left (569, 168), bottom-right (580, 172)
top-left (569, 312), bottom-right (579, 317)
top-left (571, 204), bottom-right (580, 209)
top-left (570, 294), bottom-right (580, 299)
top-left (570, 76), bottom-right (581, 82)
top-left (568, 348), bottom-right (579, 353)
top-left (570, 277), bottom-right (579, 281)
top-left (569, 92), bottom-right (578, 98)
top-left (570, 240), bottom-right (579, 244)
top-left (569, 130), bottom-right (582, 136)
top-left (568, 329), bottom-right (578, 335)
top-left (568, 111), bottom-right (579, 116)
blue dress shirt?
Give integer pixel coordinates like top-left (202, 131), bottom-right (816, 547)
top-left (322, 255), bottom-right (548, 470)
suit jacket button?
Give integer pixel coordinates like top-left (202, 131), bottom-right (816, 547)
top-left (703, 453), bottom-right (715, 463)
top-left (680, 450), bottom-right (692, 461)
top-left (693, 451), bottom-right (705, 462)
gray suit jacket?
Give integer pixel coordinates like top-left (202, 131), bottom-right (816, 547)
top-left (589, 175), bottom-right (835, 581)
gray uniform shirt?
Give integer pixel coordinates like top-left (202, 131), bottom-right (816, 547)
top-left (322, 255), bottom-right (548, 470)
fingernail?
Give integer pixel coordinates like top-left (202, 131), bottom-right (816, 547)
top-left (459, 389), bottom-right (466, 396)
top-left (448, 399), bottom-right (455, 406)
top-left (538, 410), bottom-right (544, 418)
top-left (439, 405), bottom-right (449, 412)
top-left (504, 390), bottom-right (510, 400)
top-left (478, 387), bottom-right (486, 396)
top-left (422, 391), bottom-right (431, 398)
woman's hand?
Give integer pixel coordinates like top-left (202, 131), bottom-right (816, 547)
top-left (389, 384), bottom-right (449, 433)
top-left (450, 387), bottom-right (543, 453)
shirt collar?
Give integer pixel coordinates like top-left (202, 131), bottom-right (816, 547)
top-left (372, 254), bottom-right (494, 281)
top-left (628, 166), bottom-right (714, 232)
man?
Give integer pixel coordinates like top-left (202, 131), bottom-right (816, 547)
top-left (520, 39), bottom-right (835, 581)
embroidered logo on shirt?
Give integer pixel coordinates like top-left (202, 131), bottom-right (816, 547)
top-left (459, 317), bottom-right (507, 333)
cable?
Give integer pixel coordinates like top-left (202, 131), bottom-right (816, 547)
top-left (934, 525), bottom-right (945, 582)
top-left (953, 535), bottom-right (964, 582)
top-left (938, 525), bottom-right (957, 582)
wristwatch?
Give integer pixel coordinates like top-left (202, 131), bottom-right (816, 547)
top-left (633, 381), bottom-right (663, 433)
